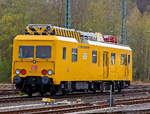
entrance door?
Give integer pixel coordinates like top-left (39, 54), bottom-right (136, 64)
top-left (103, 51), bottom-right (109, 78)
top-left (121, 54), bottom-right (128, 79)
top-left (125, 54), bottom-right (130, 78)
top-left (124, 54), bottom-right (128, 78)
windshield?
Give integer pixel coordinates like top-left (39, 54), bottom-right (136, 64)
top-left (36, 46), bottom-right (51, 58)
top-left (19, 46), bottom-right (34, 58)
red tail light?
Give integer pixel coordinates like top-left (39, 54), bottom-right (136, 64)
top-left (42, 70), bottom-right (47, 75)
top-left (21, 69), bottom-right (26, 75)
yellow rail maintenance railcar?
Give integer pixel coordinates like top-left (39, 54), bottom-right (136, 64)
top-left (12, 24), bottom-right (132, 96)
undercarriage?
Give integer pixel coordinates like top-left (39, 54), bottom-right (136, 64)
top-left (14, 76), bottom-right (130, 97)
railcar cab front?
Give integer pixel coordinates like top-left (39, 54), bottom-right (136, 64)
top-left (12, 36), bottom-right (56, 96)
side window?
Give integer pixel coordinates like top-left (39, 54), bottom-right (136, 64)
top-left (103, 52), bottom-right (108, 66)
top-left (124, 54), bottom-right (127, 65)
top-left (111, 53), bottom-right (115, 64)
top-left (92, 50), bottom-right (97, 63)
top-left (72, 48), bottom-right (77, 62)
top-left (103, 53), bottom-right (105, 66)
top-left (121, 54), bottom-right (124, 65)
top-left (128, 55), bottom-right (130, 64)
top-left (121, 54), bottom-right (127, 65)
top-left (63, 47), bottom-right (66, 60)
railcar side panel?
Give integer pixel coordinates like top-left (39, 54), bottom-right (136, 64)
top-left (54, 39), bottom-right (132, 85)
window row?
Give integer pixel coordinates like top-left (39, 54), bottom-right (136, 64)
top-left (62, 47), bottom-right (130, 65)
top-left (63, 48), bottom-right (78, 62)
top-left (110, 53), bottom-right (130, 65)
top-left (19, 46), bottom-right (51, 58)
top-left (19, 45), bottom-right (130, 65)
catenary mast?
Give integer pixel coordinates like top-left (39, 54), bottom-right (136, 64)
top-left (65, 0), bottom-right (71, 29)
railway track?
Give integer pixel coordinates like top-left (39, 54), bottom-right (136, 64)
top-left (0, 96), bottom-right (41, 106)
top-left (0, 84), bottom-right (18, 97)
top-left (1, 96), bottom-right (150, 114)
top-left (0, 87), bottom-right (150, 107)
top-left (0, 84), bottom-right (15, 90)
top-left (1, 85), bottom-right (150, 106)
top-left (0, 89), bottom-right (18, 97)
top-left (0, 84), bottom-right (150, 113)
top-left (0, 84), bottom-right (147, 97)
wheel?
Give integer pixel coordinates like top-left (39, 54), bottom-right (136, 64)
top-left (117, 85), bottom-right (122, 92)
top-left (112, 84), bottom-right (115, 92)
top-left (84, 89), bottom-right (88, 93)
top-left (100, 90), bottom-right (103, 93)
top-left (62, 90), bottom-right (67, 95)
top-left (27, 87), bottom-right (32, 97)
top-left (118, 87), bottom-right (121, 92)
top-left (92, 90), bottom-right (96, 94)
top-left (100, 84), bottom-right (104, 93)
top-left (50, 89), bottom-right (56, 96)
top-left (27, 92), bottom-right (32, 97)
top-left (117, 82), bottom-right (122, 92)
top-left (40, 92), bottom-right (44, 97)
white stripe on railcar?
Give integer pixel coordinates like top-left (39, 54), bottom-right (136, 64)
top-left (58, 36), bottom-right (78, 43)
top-left (88, 40), bottom-right (131, 51)
top-left (58, 36), bottom-right (131, 51)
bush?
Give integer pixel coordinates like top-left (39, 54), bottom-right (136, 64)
top-left (0, 59), bottom-right (11, 83)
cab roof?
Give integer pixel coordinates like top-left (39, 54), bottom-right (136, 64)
top-left (14, 35), bottom-right (131, 51)
top-left (14, 35), bottom-right (58, 41)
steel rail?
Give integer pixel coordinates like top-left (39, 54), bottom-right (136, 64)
top-left (1, 96), bottom-right (150, 114)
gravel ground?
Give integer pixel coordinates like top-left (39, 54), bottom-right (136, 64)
top-left (1, 85), bottom-right (150, 113)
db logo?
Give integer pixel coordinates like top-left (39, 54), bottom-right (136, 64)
top-left (67, 67), bottom-right (70, 72)
top-left (31, 66), bottom-right (37, 70)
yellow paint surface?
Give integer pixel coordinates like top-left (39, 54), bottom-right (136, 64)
top-left (12, 35), bottom-right (132, 84)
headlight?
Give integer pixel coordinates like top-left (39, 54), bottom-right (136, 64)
top-left (48, 70), bottom-right (53, 75)
top-left (14, 76), bottom-right (21, 84)
top-left (42, 76), bottom-right (49, 84)
top-left (15, 69), bottom-right (20, 74)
